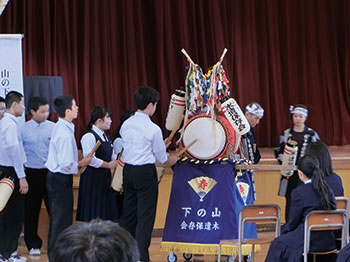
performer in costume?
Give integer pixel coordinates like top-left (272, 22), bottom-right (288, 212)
top-left (265, 154), bottom-right (336, 262)
top-left (274, 104), bottom-right (319, 222)
top-left (120, 86), bottom-right (178, 262)
top-left (240, 102), bottom-right (264, 201)
top-left (76, 106), bottom-right (118, 222)
top-left (240, 102), bottom-right (264, 164)
top-left (20, 97), bottom-right (54, 256)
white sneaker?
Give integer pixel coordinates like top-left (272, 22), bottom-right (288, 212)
top-left (8, 252), bottom-right (27, 262)
top-left (29, 248), bottom-right (41, 256)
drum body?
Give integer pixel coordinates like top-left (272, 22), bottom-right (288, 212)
top-left (281, 140), bottom-right (298, 177)
top-left (0, 177), bottom-right (14, 212)
top-left (111, 156), bottom-right (125, 192)
top-left (181, 113), bottom-right (236, 160)
top-left (165, 90), bottom-right (185, 131)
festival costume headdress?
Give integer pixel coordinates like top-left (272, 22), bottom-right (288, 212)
top-left (289, 105), bottom-right (308, 117)
top-left (245, 103), bottom-right (264, 117)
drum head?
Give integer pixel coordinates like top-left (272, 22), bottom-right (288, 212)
top-left (182, 116), bottom-right (226, 160)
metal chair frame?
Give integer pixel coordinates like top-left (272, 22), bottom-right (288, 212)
top-left (218, 204), bottom-right (281, 262)
top-left (336, 196), bottom-right (350, 244)
top-left (303, 210), bottom-right (347, 262)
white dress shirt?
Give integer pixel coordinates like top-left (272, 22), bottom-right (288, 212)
top-left (45, 118), bottom-right (78, 174)
top-left (20, 119), bottom-right (55, 169)
top-left (113, 137), bottom-right (123, 155)
top-left (80, 125), bottom-right (117, 168)
top-left (0, 113), bottom-right (27, 178)
top-left (120, 111), bottom-right (168, 165)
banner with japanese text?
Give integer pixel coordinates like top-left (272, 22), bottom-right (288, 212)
top-left (162, 161), bottom-right (257, 253)
top-left (0, 34), bottom-right (24, 98)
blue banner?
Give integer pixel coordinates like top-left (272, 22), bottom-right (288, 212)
top-left (162, 161), bottom-right (257, 244)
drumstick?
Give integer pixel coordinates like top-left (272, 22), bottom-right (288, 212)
top-left (218, 48), bottom-right (228, 64)
top-left (176, 139), bottom-right (197, 157)
top-left (79, 140), bottom-right (101, 174)
top-left (164, 129), bottom-right (177, 147)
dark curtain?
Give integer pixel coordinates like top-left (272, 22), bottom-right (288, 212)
top-left (0, 0), bottom-right (349, 146)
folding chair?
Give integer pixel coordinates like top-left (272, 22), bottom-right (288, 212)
top-left (336, 196), bottom-right (349, 244)
top-left (304, 210), bottom-right (347, 262)
top-left (218, 204), bottom-right (281, 262)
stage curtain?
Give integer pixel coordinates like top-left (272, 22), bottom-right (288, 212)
top-left (0, 0), bottom-right (349, 146)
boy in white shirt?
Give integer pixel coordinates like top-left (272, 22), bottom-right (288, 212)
top-left (45, 94), bottom-right (92, 261)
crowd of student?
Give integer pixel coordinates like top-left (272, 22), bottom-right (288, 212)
top-left (0, 88), bottom-right (349, 262)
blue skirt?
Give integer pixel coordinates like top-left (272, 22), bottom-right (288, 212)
top-left (76, 166), bottom-right (118, 221)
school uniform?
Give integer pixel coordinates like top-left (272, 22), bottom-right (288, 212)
top-left (119, 111), bottom-right (168, 262)
top-left (325, 172), bottom-right (344, 197)
top-left (0, 113), bottom-right (27, 259)
top-left (76, 125), bottom-right (118, 221)
top-left (45, 118), bottom-right (78, 261)
top-left (20, 119), bottom-right (54, 251)
top-left (265, 181), bottom-right (336, 262)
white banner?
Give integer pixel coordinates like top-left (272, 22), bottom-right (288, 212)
top-left (0, 34), bottom-right (24, 98)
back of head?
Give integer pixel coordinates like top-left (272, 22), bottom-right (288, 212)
top-left (28, 96), bottom-right (49, 112)
top-left (53, 219), bottom-right (140, 262)
top-left (54, 95), bottom-right (74, 118)
top-left (0, 96), bottom-right (4, 103)
top-left (87, 106), bottom-right (111, 131)
top-left (134, 85), bottom-right (160, 110)
top-left (298, 154), bottom-right (336, 210)
top-left (306, 141), bottom-right (333, 176)
top-left (5, 91), bottom-right (23, 109)
top-left (113, 109), bottom-right (134, 139)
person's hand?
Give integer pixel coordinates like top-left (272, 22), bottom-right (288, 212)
top-left (19, 178), bottom-right (29, 195)
top-left (165, 151), bottom-right (178, 166)
top-left (164, 138), bottom-right (171, 148)
top-left (79, 155), bottom-right (93, 167)
top-left (108, 160), bottom-right (118, 169)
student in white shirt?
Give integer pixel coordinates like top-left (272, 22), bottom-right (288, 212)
top-left (120, 86), bottom-right (177, 262)
top-left (76, 106), bottom-right (118, 222)
top-left (45, 95), bottom-right (92, 262)
top-left (0, 96), bottom-right (5, 120)
top-left (0, 91), bottom-right (28, 262)
top-left (20, 96), bottom-right (55, 256)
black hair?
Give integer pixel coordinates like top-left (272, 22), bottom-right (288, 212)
top-left (0, 96), bottom-right (4, 103)
top-left (113, 109), bottom-right (134, 139)
top-left (298, 154), bottom-right (336, 210)
top-left (28, 96), bottom-right (49, 112)
top-left (306, 141), bottom-right (333, 177)
top-left (133, 85), bottom-right (160, 110)
top-left (53, 219), bottom-right (140, 262)
top-left (5, 91), bottom-right (23, 109)
top-left (54, 95), bottom-right (74, 118)
top-left (86, 106), bottom-right (112, 131)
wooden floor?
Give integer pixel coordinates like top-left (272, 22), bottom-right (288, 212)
top-left (17, 234), bottom-right (271, 262)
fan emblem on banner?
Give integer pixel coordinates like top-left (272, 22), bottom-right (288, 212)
top-left (188, 176), bottom-right (217, 202)
top-left (236, 182), bottom-right (250, 206)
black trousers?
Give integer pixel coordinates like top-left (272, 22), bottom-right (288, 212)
top-left (46, 172), bottom-right (73, 261)
top-left (24, 168), bottom-right (50, 250)
top-left (120, 164), bottom-right (158, 262)
top-left (0, 166), bottom-right (25, 259)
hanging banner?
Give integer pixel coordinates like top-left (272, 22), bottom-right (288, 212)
top-left (161, 161), bottom-right (258, 255)
top-left (0, 34), bottom-right (24, 98)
